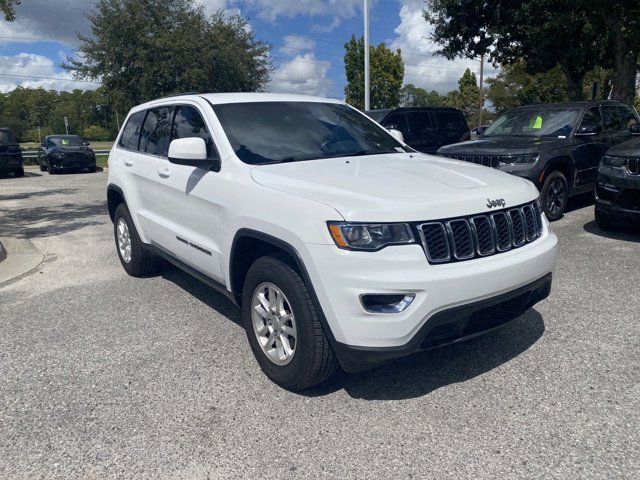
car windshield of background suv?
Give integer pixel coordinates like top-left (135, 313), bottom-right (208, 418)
top-left (213, 101), bottom-right (407, 165)
top-left (483, 108), bottom-right (581, 138)
top-left (50, 136), bottom-right (83, 147)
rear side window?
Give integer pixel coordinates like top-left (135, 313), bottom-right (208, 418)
top-left (171, 105), bottom-right (217, 159)
top-left (435, 111), bottom-right (465, 130)
top-left (140, 106), bottom-right (174, 157)
top-left (602, 105), bottom-right (622, 132)
top-left (406, 111), bottom-right (434, 133)
top-left (118, 111), bottom-right (146, 150)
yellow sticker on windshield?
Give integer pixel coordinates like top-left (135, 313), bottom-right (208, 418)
top-left (532, 116), bottom-right (543, 129)
top-left (61, 138), bottom-right (69, 145)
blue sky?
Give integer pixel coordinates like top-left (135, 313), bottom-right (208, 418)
top-left (0, 0), bottom-right (497, 97)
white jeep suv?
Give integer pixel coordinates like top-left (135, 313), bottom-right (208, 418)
top-left (107, 93), bottom-right (558, 390)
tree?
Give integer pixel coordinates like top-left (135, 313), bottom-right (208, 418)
top-left (0, 0), bottom-right (20, 21)
top-left (400, 84), bottom-right (443, 107)
top-left (65, 0), bottom-right (271, 112)
top-left (442, 68), bottom-right (482, 123)
top-left (424, 0), bottom-right (608, 101)
top-left (344, 35), bottom-right (404, 110)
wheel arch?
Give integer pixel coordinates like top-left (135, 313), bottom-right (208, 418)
top-left (107, 184), bottom-right (126, 222)
top-left (542, 155), bottom-right (575, 192)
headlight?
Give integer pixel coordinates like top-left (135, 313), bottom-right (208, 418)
top-left (502, 154), bottom-right (539, 164)
top-left (601, 155), bottom-right (626, 168)
top-left (328, 222), bottom-right (415, 251)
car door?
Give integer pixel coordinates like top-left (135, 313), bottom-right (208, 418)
top-left (116, 108), bottom-right (171, 241)
top-left (152, 103), bottom-right (224, 281)
top-left (573, 106), bottom-right (608, 186)
top-left (602, 105), bottom-right (629, 147)
top-left (404, 110), bottom-right (439, 153)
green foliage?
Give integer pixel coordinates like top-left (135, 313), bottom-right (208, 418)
top-left (65, 0), bottom-right (271, 112)
top-left (442, 68), bottom-right (482, 122)
top-left (0, 0), bottom-right (20, 21)
top-left (344, 35), bottom-right (405, 110)
top-left (83, 125), bottom-right (110, 141)
top-left (400, 84), bottom-right (443, 107)
top-left (0, 87), bottom-right (119, 141)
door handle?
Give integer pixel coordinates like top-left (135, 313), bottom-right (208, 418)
top-left (157, 167), bottom-right (171, 178)
top-left (124, 159), bottom-right (134, 167)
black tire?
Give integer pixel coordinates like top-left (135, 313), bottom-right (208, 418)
top-left (113, 203), bottom-right (158, 277)
top-left (87, 166), bottom-right (97, 173)
top-left (541, 171), bottom-right (569, 221)
top-left (39, 163), bottom-right (47, 172)
top-left (14, 167), bottom-right (24, 177)
top-left (595, 208), bottom-right (616, 231)
top-left (242, 255), bottom-right (338, 390)
top-left (47, 162), bottom-right (57, 175)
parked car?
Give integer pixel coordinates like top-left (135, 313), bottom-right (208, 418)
top-left (107, 93), bottom-right (557, 390)
top-left (471, 124), bottom-right (490, 140)
top-left (594, 123), bottom-right (640, 230)
top-left (438, 101), bottom-right (640, 221)
top-left (38, 134), bottom-right (97, 174)
top-left (0, 128), bottom-right (24, 177)
top-left (366, 107), bottom-right (471, 154)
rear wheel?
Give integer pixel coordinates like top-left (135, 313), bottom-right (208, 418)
top-left (39, 163), bottom-right (47, 171)
top-left (242, 255), bottom-right (337, 390)
top-left (113, 203), bottom-right (158, 277)
top-left (13, 167), bottom-right (24, 177)
top-left (541, 171), bottom-right (568, 221)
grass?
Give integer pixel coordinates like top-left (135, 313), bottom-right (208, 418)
top-left (96, 155), bottom-right (109, 168)
top-left (20, 141), bottom-right (114, 151)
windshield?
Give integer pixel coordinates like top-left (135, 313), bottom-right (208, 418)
top-left (212, 102), bottom-right (405, 165)
top-left (483, 108), bottom-right (581, 138)
top-left (50, 136), bottom-right (83, 147)
top-left (0, 130), bottom-right (15, 143)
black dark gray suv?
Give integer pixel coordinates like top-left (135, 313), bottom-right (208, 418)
top-left (0, 128), bottom-right (24, 177)
top-left (595, 124), bottom-right (640, 230)
top-left (438, 101), bottom-right (640, 220)
top-left (367, 107), bottom-right (470, 154)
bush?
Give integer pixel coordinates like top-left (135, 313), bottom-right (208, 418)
top-left (83, 125), bottom-right (111, 141)
top-left (21, 128), bottom-right (53, 144)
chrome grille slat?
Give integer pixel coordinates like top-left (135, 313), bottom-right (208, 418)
top-left (418, 201), bottom-right (543, 265)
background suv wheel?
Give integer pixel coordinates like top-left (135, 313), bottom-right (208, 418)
top-left (242, 254), bottom-right (337, 390)
top-left (542, 171), bottom-right (568, 221)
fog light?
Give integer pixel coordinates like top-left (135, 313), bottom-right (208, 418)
top-left (360, 293), bottom-right (415, 313)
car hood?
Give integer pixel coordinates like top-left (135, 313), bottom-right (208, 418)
top-left (250, 153), bottom-right (539, 222)
top-left (606, 137), bottom-right (640, 157)
top-left (438, 136), bottom-right (571, 155)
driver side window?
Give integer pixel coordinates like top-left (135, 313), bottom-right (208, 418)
top-left (579, 107), bottom-right (603, 131)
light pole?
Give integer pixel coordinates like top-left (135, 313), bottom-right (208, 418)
top-left (364, 0), bottom-right (370, 111)
top-left (478, 54), bottom-right (485, 128)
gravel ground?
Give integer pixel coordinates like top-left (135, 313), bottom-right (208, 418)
top-left (1, 169), bottom-right (638, 479)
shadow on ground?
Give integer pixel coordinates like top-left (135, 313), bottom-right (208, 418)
top-left (583, 220), bottom-right (640, 243)
top-left (159, 262), bottom-right (545, 400)
top-left (0, 188), bottom-right (77, 202)
top-left (565, 191), bottom-right (595, 214)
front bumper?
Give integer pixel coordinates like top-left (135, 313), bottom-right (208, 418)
top-left (301, 224), bottom-right (557, 370)
top-left (49, 155), bottom-right (96, 170)
top-left (333, 273), bottom-right (552, 372)
top-left (0, 154), bottom-right (23, 172)
top-left (595, 168), bottom-right (640, 223)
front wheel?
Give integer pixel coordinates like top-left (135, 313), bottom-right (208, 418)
top-left (541, 171), bottom-right (568, 221)
top-left (242, 255), bottom-right (338, 390)
top-left (113, 203), bottom-right (158, 277)
top-left (13, 167), bottom-right (24, 177)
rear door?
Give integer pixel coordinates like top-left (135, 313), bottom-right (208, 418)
top-left (152, 102), bottom-right (224, 281)
top-left (404, 110), bottom-right (439, 153)
top-left (434, 110), bottom-right (468, 148)
top-left (573, 106), bottom-right (608, 186)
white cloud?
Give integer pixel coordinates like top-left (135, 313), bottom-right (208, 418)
top-left (390, 2), bottom-right (498, 94)
top-left (278, 35), bottom-right (316, 56)
top-left (233, 0), bottom-right (361, 26)
top-left (269, 53), bottom-right (333, 97)
top-left (0, 53), bottom-right (100, 93)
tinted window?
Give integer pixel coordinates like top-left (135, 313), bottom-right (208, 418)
top-left (485, 108), bottom-right (580, 138)
top-left (602, 106), bottom-right (622, 132)
top-left (406, 111), bottom-right (434, 133)
top-left (580, 107), bottom-right (603, 130)
top-left (435, 111), bottom-right (464, 130)
top-left (171, 106), bottom-right (217, 159)
top-left (118, 111), bottom-right (146, 150)
top-left (140, 106), bottom-right (173, 157)
top-left (50, 135), bottom-right (83, 147)
top-left (384, 112), bottom-right (408, 133)
top-left (213, 102), bottom-right (404, 165)
top-left (0, 130), bottom-right (15, 143)
top-left (618, 105), bottom-right (639, 128)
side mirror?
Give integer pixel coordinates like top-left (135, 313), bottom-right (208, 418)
top-left (575, 124), bottom-right (602, 136)
top-left (387, 128), bottom-right (404, 143)
top-left (630, 123), bottom-right (640, 135)
top-left (41, 143), bottom-right (45, 148)
top-left (168, 137), bottom-right (220, 171)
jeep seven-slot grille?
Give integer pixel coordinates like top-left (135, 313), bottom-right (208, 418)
top-left (441, 154), bottom-right (502, 169)
top-left (418, 201), bottom-right (543, 264)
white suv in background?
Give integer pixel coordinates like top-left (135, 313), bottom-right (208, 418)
top-left (107, 93), bottom-right (558, 390)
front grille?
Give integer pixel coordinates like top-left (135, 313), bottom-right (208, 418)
top-left (417, 200), bottom-right (543, 264)
top-left (628, 157), bottom-right (639, 175)
top-left (441, 153), bottom-right (502, 169)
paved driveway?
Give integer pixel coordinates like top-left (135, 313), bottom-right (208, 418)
top-left (1, 169), bottom-right (638, 479)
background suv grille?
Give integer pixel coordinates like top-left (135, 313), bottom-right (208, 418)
top-left (417, 201), bottom-right (543, 264)
top-left (441, 153), bottom-right (501, 168)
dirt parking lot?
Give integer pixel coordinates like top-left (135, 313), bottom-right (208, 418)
top-left (1, 168), bottom-right (638, 479)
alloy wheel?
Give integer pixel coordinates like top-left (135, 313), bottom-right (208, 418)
top-left (116, 218), bottom-right (132, 263)
top-left (546, 178), bottom-right (567, 217)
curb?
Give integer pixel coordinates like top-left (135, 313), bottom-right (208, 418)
top-left (0, 238), bottom-right (45, 287)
